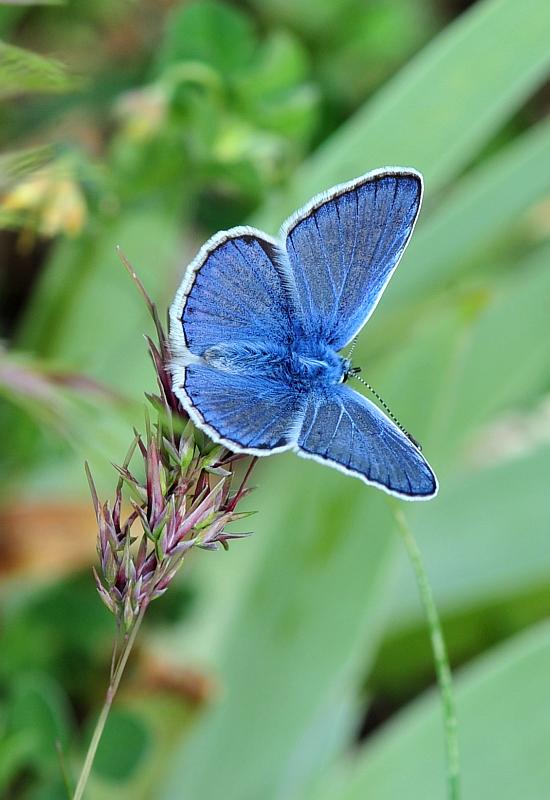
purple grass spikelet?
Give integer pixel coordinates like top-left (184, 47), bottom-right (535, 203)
top-left (88, 252), bottom-right (257, 633)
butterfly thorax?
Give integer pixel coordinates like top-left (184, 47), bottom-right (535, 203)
top-left (201, 340), bottom-right (348, 389)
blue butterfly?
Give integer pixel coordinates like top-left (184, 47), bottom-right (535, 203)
top-left (169, 167), bottom-right (438, 500)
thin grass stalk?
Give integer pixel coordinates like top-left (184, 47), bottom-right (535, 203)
top-left (391, 503), bottom-right (460, 800)
top-left (72, 605), bottom-right (147, 800)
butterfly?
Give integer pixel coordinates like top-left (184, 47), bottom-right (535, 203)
top-left (169, 166), bottom-right (438, 500)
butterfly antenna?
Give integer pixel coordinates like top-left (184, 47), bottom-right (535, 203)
top-left (346, 337), bottom-right (359, 359)
top-left (350, 373), bottom-right (422, 450)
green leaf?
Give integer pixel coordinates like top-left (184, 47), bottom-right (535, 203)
top-left (441, 242), bottom-right (550, 446)
top-left (156, 0), bottom-right (257, 77)
top-left (247, 0), bottom-right (351, 37)
top-left (0, 41), bottom-right (77, 98)
top-left (240, 30), bottom-right (310, 97)
top-left (6, 673), bottom-right (73, 772)
top-left (0, 144), bottom-right (56, 190)
top-left (236, 30), bottom-right (319, 141)
top-left (253, 0), bottom-right (550, 232)
top-left (0, 1), bottom-right (64, 5)
top-left (389, 116), bottom-right (550, 306)
top-left (92, 709), bottom-right (150, 781)
top-left (307, 622), bottom-right (550, 800)
top-left (0, 730), bottom-right (37, 795)
top-left (317, 0), bottom-right (439, 107)
top-left (389, 444), bottom-right (550, 631)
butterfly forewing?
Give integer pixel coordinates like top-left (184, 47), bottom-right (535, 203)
top-left (171, 228), bottom-right (294, 359)
top-left (281, 170), bottom-right (422, 350)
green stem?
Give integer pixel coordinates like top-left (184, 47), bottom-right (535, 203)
top-left (55, 740), bottom-right (73, 799)
top-left (72, 606), bottom-right (147, 800)
top-left (392, 504), bottom-right (460, 800)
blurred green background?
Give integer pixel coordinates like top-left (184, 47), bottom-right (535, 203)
top-left (1, 0), bottom-right (550, 797)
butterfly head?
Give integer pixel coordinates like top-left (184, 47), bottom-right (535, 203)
top-left (343, 364), bottom-right (361, 381)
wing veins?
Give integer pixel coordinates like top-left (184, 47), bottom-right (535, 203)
top-left (288, 238), bottom-right (316, 324)
top-left (301, 402), bottom-right (321, 444)
top-left (333, 178), bottom-right (384, 320)
top-left (322, 405), bottom-right (345, 453)
top-left (313, 213), bottom-right (338, 301)
top-left (243, 403), bottom-right (296, 444)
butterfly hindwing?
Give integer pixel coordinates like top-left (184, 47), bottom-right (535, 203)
top-left (296, 384), bottom-right (437, 498)
top-left (182, 363), bottom-right (306, 454)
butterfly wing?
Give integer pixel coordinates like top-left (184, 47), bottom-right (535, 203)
top-left (170, 227), bottom-right (305, 453)
top-left (182, 363), bottom-right (305, 454)
top-left (296, 384), bottom-right (437, 499)
top-left (170, 226), bottom-right (294, 361)
top-left (280, 167), bottom-right (422, 350)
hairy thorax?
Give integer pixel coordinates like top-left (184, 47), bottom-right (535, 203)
top-left (202, 340), bottom-right (349, 390)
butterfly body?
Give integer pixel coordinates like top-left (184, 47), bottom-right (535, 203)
top-left (201, 339), bottom-right (349, 390)
top-left (170, 167), bottom-right (438, 500)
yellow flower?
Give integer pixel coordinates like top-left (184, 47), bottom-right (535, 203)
top-left (0, 171), bottom-right (87, 237)
top-left (41, 177), bottom-right (86, 236)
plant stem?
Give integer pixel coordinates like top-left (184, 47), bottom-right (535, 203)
top-left (72, 605), bottom-right (147, 800)
top-left (55, 740), bottom-right (73, 800)
top-left (391, 504), bottom-right (460, 800)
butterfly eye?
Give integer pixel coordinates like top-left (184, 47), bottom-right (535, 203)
top-left (343, 365), bottom-right (361, 383)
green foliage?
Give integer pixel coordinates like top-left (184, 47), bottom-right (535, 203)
top-left (253, 0), bottom-right (550, 230)
top-left (1, 0), bottom-right (550, 797)
top-left (306, 623), bottom-right (550, 800)
top-left (0, 40), bottom-right (76, 97)
top-left (2, 672), bottom-right (73, 796)
top-left (157, 0), bottom-right (257, 76)
top-left (147, 0), bottom-right (320, 204)
top-left (93, 710), bottom-right (150, 781)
